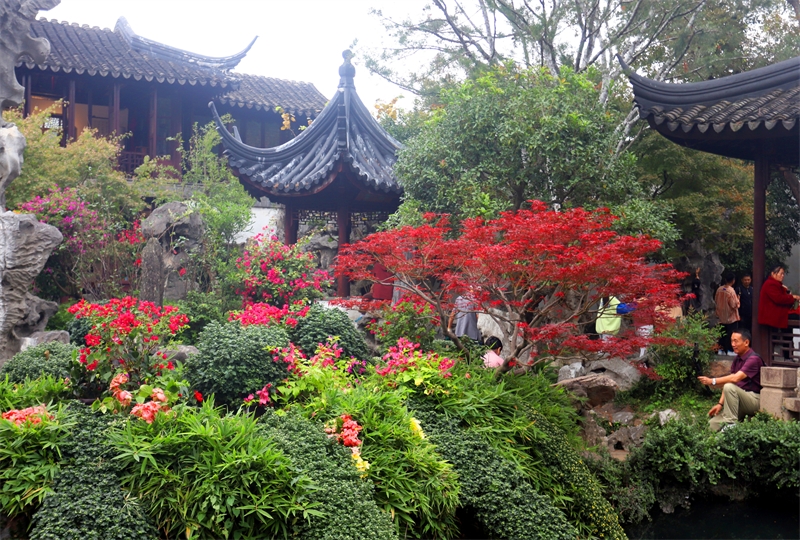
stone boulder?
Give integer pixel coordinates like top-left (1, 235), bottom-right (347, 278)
top-left (159, 345), bottom-right (199, 363)
top-left (580, 410), bottom-right (608, 447)
top-left (140, 202), bottom-right (205, 302)
top-left (607, 425), bottom-right (648, 451)
top-left (19, 330), bottom-right (70, 351)
top-left (556, 373), bottom-right (618, 408)
top-left (586, 357), bottom-right (642, 391)
top-left (558, 361), bottom-right (586, 382)
top-left (0, 212), bottom-right (62, 360)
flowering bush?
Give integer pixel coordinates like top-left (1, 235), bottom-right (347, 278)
top-left (234, 233), bottom-right (330, 307)
top-left (367, 298), bottom-right (438, 351)
top-left (325, 414), bottom-right (370, 477)
top-left (228, 302), bottom-right (310, 328)
top-left (67, 297), bottom-right (189, 395)
top-left (375, 338), bottom-right (456, 385)
top-left (1, 404), bottom-right (53, 426)
top-left (19, 188), bottom-right (144, 300)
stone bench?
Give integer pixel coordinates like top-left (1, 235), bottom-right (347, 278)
top-left (760, 367), bottom-right (799, 421)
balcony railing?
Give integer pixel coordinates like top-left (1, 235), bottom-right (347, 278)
top-left (770, 318), bottom-right (800, 366)
top-left (118, 150), bottom-right (147, 176)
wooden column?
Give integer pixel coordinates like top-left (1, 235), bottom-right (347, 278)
top-left (752, 157), bottom-right (771, 362)
top-left (170, 93), bottom-right (182, 167)
top-left (23, 75), bottom-right (31, 118)
top-left (87, 88), bottom-right (93, 128)
top-left (148, 87), bottom-right (157, 158)
top-left (283, 204), bottom-right (298, 245)
top-left (67, 79), bottom-right (76, 140)
top-left (111, 83), bottom-right (121, 134)
top-left (336, 206), bottom-right (351, 297)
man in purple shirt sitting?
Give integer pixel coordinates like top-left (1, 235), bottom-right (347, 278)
top-left (698, 328), bottom-right (763, 431)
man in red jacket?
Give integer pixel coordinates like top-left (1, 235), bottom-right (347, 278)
top-left (757, 265), bottom-right (800, 329)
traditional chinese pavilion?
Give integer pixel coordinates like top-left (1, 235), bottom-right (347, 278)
top-left (622, 55), bottom-right (800, 364)
top-left (211, 51), bottom-right (403, 296)
top-left (14, 17), bottom-right (327, 173)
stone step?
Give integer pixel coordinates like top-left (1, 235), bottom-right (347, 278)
top-left (760, 367), bottom-right (798, 389)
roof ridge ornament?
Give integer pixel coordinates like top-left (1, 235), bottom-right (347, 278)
top-left (338, 50), bottom-right (355, 88)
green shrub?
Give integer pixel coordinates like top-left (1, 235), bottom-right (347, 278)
top-left (258, 410), bottom-right (397, 540)
top-left (0, 404), bottom-right (71, 520)
top-left (413, 410), bottom-right (577, 539)
top-left (45, 303), bottom-right (75, 331)
top-left (0, 343), bottom-right (76, 383)
top-left (290, 303), bottom-right (369, 360)
top-left (584, 452), bottom-right (657, 525)
top-left (174, 291), bottom-right (227, 345)
top-left (30, 404), bottom-right (157, 540)
top-left (185, 321), bottom-right (290, 406)
top-left (109, 402), bottom-right (315, 540)
top-left (0, 376), bottom-right (71, 411)
top-left (65, 316), bottom-right (93, 347)
top-left (651, 312), bottom-right (722, 393)
top-left (369, 299), bottom-right (438, 352)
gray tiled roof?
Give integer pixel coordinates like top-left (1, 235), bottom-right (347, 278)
top-left (21, 17), bottom-right (237, 87)
top-left (216, 73), bottom-right (327, 119)
top-left (211, 53), bottom-right (401, 199)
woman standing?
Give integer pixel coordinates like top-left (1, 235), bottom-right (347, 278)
top-left (715, 271), bottom-right (740, 355)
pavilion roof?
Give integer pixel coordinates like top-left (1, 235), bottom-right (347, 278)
top-left (211, 51), bottom-right (402, 199)
top-left (622, 56), bottom-right (800, 164)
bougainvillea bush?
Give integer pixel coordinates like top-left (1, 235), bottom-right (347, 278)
top-left (233, 233), bottom-right (331, 307)
top-left (67, 297), bottom-right (189, 396)
top-left (337, 201), bottom-right (686, 364)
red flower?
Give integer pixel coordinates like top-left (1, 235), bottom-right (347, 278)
top-left (134, 258), bottom-right (142, 267)
top-left (178, 267), bottom-right (187, 277)
top-left (194, 390), bottom-right (203, 402)
top-left (86, 360), bottom-right (99, 371)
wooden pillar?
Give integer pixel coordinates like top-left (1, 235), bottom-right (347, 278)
top-left (23, 75), bottom-right (31, 118)
top-left (283, 204), bottom-right (298, 245)
top-left (111, 83), bottom-right (121, 134)
top-left (336, 206), bottom-right (351, 297)
top-left (67, 79), bottom-right (76, 140)
top-left (148, 87), bottom-right (157, 158)
top-left (752, 157), bottom-right (771, 362)
top-left (87, 88), bottom-right (93, 128)
top-left (170, 93), bottom-right (182, 167)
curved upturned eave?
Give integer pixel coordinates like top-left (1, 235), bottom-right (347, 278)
top-left (619, 55), bottom-right (800, 108)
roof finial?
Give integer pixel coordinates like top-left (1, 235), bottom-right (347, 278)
top-left (338, 50), bottom-right (355, 88)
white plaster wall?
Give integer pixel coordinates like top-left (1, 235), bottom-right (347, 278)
top-left (234, 207), bottom-right (284, 244)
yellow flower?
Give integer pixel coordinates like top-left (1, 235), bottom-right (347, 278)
top-left (409, 417), bottom-right (426, 439)
top-left (351, 450), bottom-right (370, 477)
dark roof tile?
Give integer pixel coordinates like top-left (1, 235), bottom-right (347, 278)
top-left (217, 73), bottom-right (327, 118)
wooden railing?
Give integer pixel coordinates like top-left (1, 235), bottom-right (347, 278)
top-left (769, 318), bottom-right (800, 366)
top-left (118, 150), bottom-right (148, 176)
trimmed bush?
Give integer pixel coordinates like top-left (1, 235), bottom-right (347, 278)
top-left (258, 410), bottom-right (397, 540)
top-left (31, 404), bottom-right (157, 540)
top-left (413, 409), bottom-right (577, 539)
top-left (0, 375), bottom-right (71, 411)
top-left (185, 321), bottom-right (290, 406)
top-left (0, 343), bottom-right (76, 383)
top-left (65, 316), bottom-right (92, 347)
top-left (290, 303), bottom-right (369, 360)
top-left (174, 291), bottom-right (226, 345)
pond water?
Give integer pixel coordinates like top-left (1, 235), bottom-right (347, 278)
top-left (625, 494), bottom-right (800, 539)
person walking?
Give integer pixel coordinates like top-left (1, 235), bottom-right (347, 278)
top-left (714, 271), bottom-right (740, 355)
top-left (735, 272), bottom-right (753, 333)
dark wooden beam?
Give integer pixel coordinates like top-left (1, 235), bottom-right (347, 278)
top-left (148, 87), bottom-right (157, 158)
top-left (171, 92), bottom-right (182, 167)
top-left (111, 83), bottom-right (121, 134)
top-left (87, 88), bottom-right (93, 128)
top-left (752, 157), bottom-right (771, 362)
top-left (284, 203), bottom-right (298, 245)
top-left (336, 205), bottom-right (351, 297)
top-left (23, 75), bottom-right (31, 118)
top-left (67, 79), bottom-right (76, 141)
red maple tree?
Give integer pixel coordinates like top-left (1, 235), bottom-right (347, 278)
top-left (336, 201), bottom-right (686, 367)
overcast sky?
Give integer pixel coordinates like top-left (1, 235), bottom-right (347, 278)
top-left (44, 0), bottom-right (424, 111)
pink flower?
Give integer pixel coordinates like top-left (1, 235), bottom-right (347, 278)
top-left (151, 388), bottom-right (167, 404)
top-left (116, 390), bottom-right (133, 407)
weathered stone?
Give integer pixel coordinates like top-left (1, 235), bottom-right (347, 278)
top-left (160, 345), bottom-right (199, 363)
top-left (760, 366), bottom-right (797, 389)
top-left (628, 424), bottom-right (647, 445)
top-left (580, 410), bottom-right (607, 447)
top-left (558, 361), bottom-right (586, 382)
top-left (0, 213), bottom-right (62, 360)
top-left (140, 202), bottom-right (205, 302)
top-left (783, 397), bottom-right (800, 413)
top-left (658, 409), bottom-right (679, 425)
top-left (612, 411), bottom-right (636, 425)
top-left (139, 237), bottom-right (164, 305)
top-left (0, 126), bottom-right (26, 210)
top-left (19, 330), bottom-right (69, 351)
top-left (708, 359), bottom-right (733, 378)
top-left (556, 374), bottom-right (618, 407)
top-left (759, 388), bottom-right (796, 420)
top-left (586, 357), bottom-right (641, 391)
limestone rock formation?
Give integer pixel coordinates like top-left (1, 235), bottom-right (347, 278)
top-left (0, 126), bottom-right (26, 210)
top-left (0, 212), bottom-right (62, 361)
top-left (19, 330), bottom-right (70, 351)
top-left (556, 373), bottom-right (618, 408)
top-left (585, 357), bottom-right (642, 391)
top-left (140, 201), bottom-right (205, 303)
